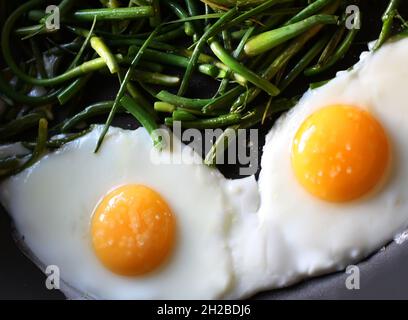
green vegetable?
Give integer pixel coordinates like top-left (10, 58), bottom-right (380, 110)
top-left (305, 9), bottom-right (360, 76)
top-left (374, 0), bottom-right (400, 50)
top-left (244, 14), bottom-right (338, 56)
top-left (120, 95), bottom-right (161, 147)
top-left (165, 113), bottom-right (241, 129)
top-left (73, 7), bottom-right (154, 21)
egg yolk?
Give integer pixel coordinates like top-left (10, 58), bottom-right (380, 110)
top-left (91, 184), bottom-right (176, 276)
top-left (291, 105), bottom-right (389, 202)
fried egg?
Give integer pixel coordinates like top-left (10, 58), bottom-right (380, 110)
top-left (0, 126), bottom-right (235, 299)
top-left (226, 38), bottom-right (408, 298)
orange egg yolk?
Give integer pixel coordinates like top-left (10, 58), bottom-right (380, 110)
top-left (291, 105), bottom-right (389, 202)
top-left (91, 184), bottom-right (176, 276)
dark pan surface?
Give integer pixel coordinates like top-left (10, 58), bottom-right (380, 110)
top-left (1, 1), bottom-right (408, 299)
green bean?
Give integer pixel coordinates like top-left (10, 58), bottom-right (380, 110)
top-left (374, 0), bottom-right (400, 50)
top-left (305, 10), bottom-right (360, 76)
top-left (25, 126), bottom-right (94, 149)
top-left (71, 19), bottom-right (97, 68)
top-left (244, 14), bottom-right (338, 56)
top-left (198, 64), bottom-right (226, 78)
top-left (14, 118), bottom-right (48, 174)
top-left (280, 34), bottom-right (329, 91)
top-left (0, 112), bottom-right (45, 141)
top-left (57, 75), bottom-right (91, 105)
top-left (310, 79), bottom-right (330, 89)
top-left (14, 24), bottom-right (45, 38)
top-left (166, 1), bottom-right (198, 41)
top-left (185, 0), bottom-right (202, 31)
top-left (203, 86), bottom-right (246, 114)
top-left (234, 28), bottom-right (256, 60)
top-left (176, 48), bottom-right (247, 85)
top-left (214, 27), bottom-right (253, 97)
top-left (126, 82), bottom-right (156, 118)
top-left (185, 0), bottom-right (201, 18)
top-left (47, 55), bottom-right (123, 83)
top-left (48, 127), bottom-right (93, 147)
top-left (222, 30), bottom-right (233, 52)
top-left (131, 70), bottom-right (180, 87)
top-left (172, 110), bottom-right (198, 121)
top-left (90, 37), bottom-right (119, 74)
top-left (120, 95), bottom-right (161, 147)
top-left (316, 26), bottom-right (345, 65)
top-left (178, 7), bottom-right (238, 96)
top-left (156, 91), bottom-right (212, 109)
top-left (204, 3), bottom-right (211, 27)
top-left (210, 40), bottom-right (280, 97)
top-left (284, 0), bottom-right (335, 25)
top-left (95, 26), bottom-right (161, 152)
top-left (128, 46), bottom-right (229, 80)
top-left (73, 7), bottom-right (154, 21)
top-left (165, 113), bottom-right (242, 129)
top-left (61, 101), bottom-right (117, 132)
top-left (154, 102), bottom-right (176, 113)
top-left (176, 107), bottom-right (206, 116)
top-left (148, 0), bottom-right (161, 27)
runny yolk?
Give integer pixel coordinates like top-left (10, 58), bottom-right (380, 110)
top-left (291, 105), bottom-right (390, 203)
top-left (91, 184), bottom-right (176, 276)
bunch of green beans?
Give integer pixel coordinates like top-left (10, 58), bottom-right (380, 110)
top-left (0, 0), bottom-right (406, 177)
